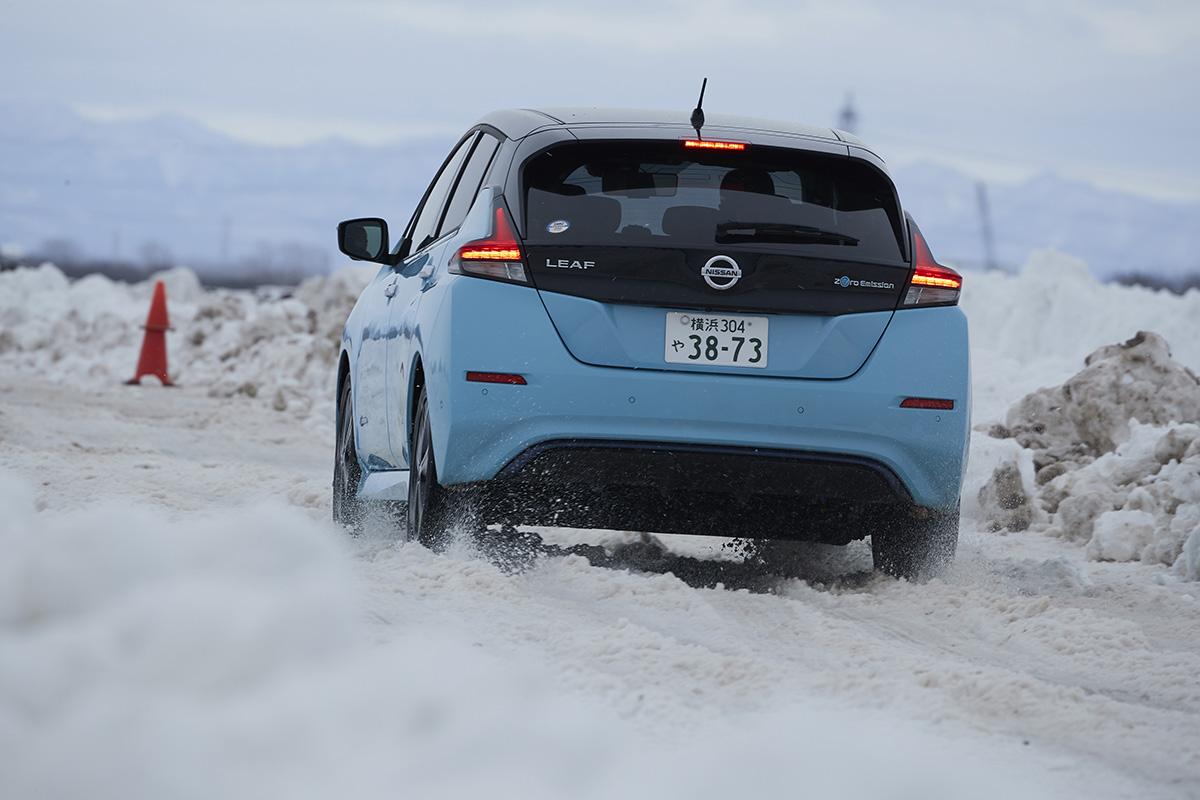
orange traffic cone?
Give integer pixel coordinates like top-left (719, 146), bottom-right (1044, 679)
top-left (126, 280), bottom-right (174, 386)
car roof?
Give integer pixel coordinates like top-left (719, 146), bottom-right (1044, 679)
top-left (476, 107), bottom-right (864, 147)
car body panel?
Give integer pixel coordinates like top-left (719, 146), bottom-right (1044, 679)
top-left (410, 271), bottom-right (969, 511)
top-left (381, 246), bottom-right (436, 467)
top-left (349, 265), bottom-right (397, 468)
top-left (536, 291), bottom-right (896, 379)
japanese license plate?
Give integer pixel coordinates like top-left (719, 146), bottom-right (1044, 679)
top-left (664, 312), bottom-right (768, 368)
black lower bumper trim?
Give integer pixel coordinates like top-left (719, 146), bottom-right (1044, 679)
top-left (468, 440), bottom-right (912, 541)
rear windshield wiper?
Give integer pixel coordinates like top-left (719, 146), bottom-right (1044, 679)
top-left (716, 221), bottom-right (860, 246)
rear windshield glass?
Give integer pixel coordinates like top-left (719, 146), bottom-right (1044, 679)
top-left (523, 141), bottom-right (905, 264)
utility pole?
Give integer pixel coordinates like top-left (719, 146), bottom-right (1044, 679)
top-left (838, 92), bottom-right (858, 135)
top-left (220, 216), bottom-right (231, 265)
top-left (976, 181), bottom-right (998, 271)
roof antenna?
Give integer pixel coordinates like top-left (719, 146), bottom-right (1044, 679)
top-left (690, 77), bottom-right (708, 139)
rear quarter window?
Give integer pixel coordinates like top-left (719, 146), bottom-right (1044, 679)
top-left (439, 133), bottom-right (501, 238)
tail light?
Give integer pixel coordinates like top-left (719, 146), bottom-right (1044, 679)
top-left (449, 197), bottom-right (528, 284)
top-left (902, 223), bottom-right (962, 307)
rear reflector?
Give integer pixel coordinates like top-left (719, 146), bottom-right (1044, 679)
top-left (900, 397), bottom-right (954, 410)
top-left (466, 371), bottom-right (526, 385)
top-left (683, 139), bottom-right (747, 152)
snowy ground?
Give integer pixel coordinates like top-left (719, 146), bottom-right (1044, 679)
top-left (2, 252), bottom-right (1199, 798)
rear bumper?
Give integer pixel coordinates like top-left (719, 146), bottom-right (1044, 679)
top-left (422, 278), bottom-right (970, 512)
top-left (464, 439), bottom-right (909, 539)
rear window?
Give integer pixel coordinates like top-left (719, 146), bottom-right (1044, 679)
top-left (523, 141), bottom-right (906, 264)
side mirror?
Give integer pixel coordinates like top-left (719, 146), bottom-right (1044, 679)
top-left (337, 218), bottom-right (392, 263)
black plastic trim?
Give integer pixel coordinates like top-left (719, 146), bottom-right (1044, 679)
top-left (497, 439), bottom-right (909, 498)
top-left (464, 439), bottom-right (915, 540)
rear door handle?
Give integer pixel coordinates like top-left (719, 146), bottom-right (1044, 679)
top-left (384, 278), bottom-right (398, 298)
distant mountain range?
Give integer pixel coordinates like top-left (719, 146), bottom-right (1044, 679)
top-left (2, 102), bottom-right (1196, 280)
top-left (0, 102), bottom-right (447, 276)
top-left (890, 162), bottom-right (1199, 278)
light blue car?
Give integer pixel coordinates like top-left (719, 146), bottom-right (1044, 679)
top-left (333, 108), bottom-right (969, 579)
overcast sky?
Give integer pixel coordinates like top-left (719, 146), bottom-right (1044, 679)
top-left (4, 0), bottom-right (1198, 200)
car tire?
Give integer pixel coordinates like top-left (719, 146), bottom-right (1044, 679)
top-left (871, 503), bottom-right (959, 581)
top-left (333, 376), bottom-right (365, 532)
top-left (407, 391), bottom-right (454, 549)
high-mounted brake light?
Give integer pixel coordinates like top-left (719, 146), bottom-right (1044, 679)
top-left (902, 224), bottom-right (962, 307)
top-left (451, 201), bottom-right (528, 284)
top-left (683, 139), bottom-right (747, 152)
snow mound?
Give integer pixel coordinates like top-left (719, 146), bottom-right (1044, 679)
top-left (986, 331), bottom-right (1200, 576)
top-left (1048, 422), bottom-right (1200, 574)
top-left (148, 265), bottom-right (205, 304)
top-left (996, 331), bottom-right (1200, 460)
top-left (0, 262), bottom-right (375, 424)
top-left (977, 458), bottom-right (1036, 532)
top-left (961, 250), bottom-right (1200, 424)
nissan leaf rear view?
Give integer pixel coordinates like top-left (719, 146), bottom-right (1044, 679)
top-left (333, 107), bottom-right (970, 580)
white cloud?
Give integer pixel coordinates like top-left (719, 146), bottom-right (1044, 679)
top-left (2, 0), bottom-right (1198, 198)
top-left (380, 0), bottom-right (885, 51)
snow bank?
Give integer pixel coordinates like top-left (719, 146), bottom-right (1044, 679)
top-left (5, 248), bottom-right (1196, 432)
top-left (0, 470), bottom-right (1058, 799)
top-left (1046, 422), bottom-right (1200, 574)
top-left (958, 254), bottom-right (1200, 579)
top-left (0, 262), bottom-right (375, 423)
top-left (997, 331), bottom-right (1200, 458)
top-left (962, 249), bottom-right (1200, 424)
top-left (979, 330), bottom-right (1200, 576)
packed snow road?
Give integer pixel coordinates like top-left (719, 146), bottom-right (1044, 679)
top-left (3, 254), bottom-right (1200, 798)
top-left (2, 374), bottom-right (1198, 799)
